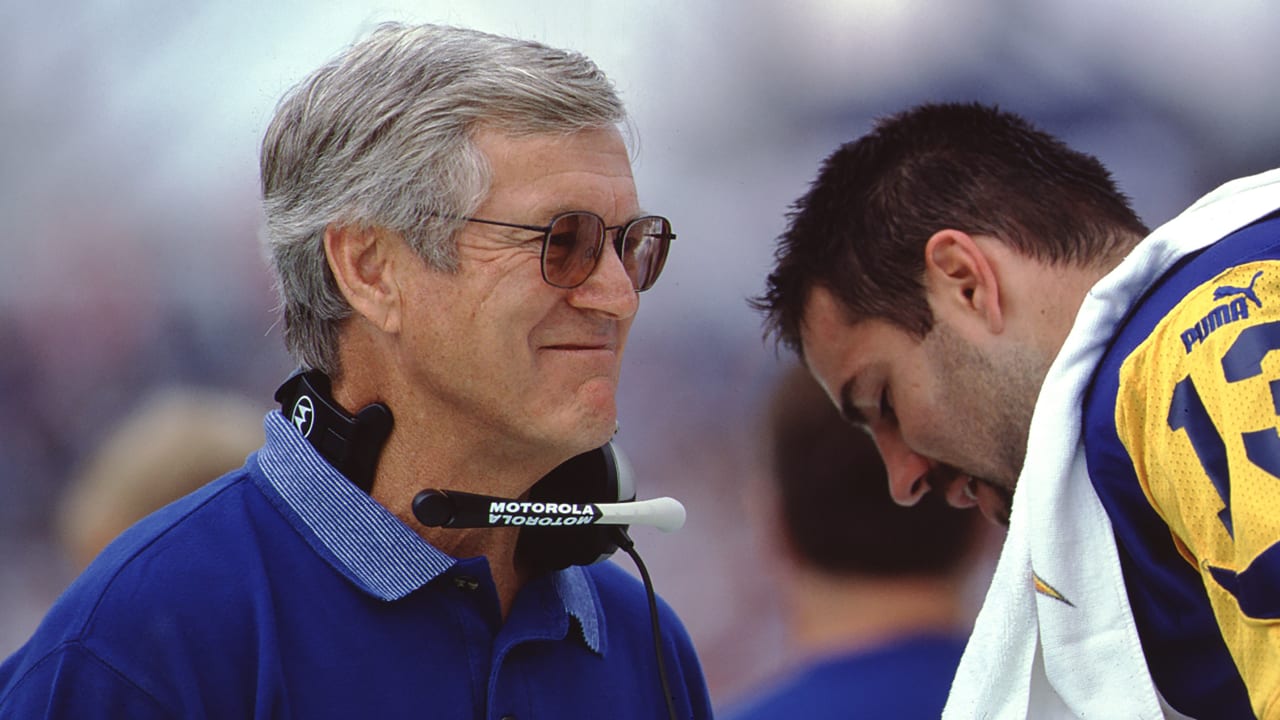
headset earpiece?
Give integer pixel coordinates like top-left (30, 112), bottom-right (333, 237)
top-left (274, 369), bottom-right (393, 493)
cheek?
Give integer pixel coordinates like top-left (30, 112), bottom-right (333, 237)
top-left (895, 382), bottom-right (959, 457)
top-left (478, 279), bottom-right (557, 336)
top-left (896, 401), bottom-right (939, 453)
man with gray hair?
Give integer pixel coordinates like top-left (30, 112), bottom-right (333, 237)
top-left (0, 23), bottom-right (710, 719)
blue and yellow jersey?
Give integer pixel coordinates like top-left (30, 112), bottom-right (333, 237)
top-left (1085, 213), bottom-right (1280, 719)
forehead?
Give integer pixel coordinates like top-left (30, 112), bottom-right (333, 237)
top-left (799, 287), bottom-right (862, 396)
top-left (799, 286), bottom-right (917, 399)
top-left (471, 126), bottom-right (638, 218)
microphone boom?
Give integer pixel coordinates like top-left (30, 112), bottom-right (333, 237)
top-left (412, 490), bottom-right (686, 532)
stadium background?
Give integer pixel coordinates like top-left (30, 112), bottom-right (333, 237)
top-left (3, 0), bottom-right (1279, 706)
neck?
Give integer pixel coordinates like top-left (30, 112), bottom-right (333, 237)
top-left (785, 569), bottom-right (965, 661)
top-left (972, 234), bottom-right (1127, 364)
top-left (1015, 260), bottom-right (1119, 364)
top-left (328, 361), bottom-right (556, 620)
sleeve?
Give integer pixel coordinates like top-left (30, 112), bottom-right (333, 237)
top-left (1115, 260), bottom-right (1280, 717)
top-left (0, 643), bottom-right (170, 720)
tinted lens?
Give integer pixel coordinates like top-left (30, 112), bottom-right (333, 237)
top-left (620, 216), bottom-right (673, 291)
top-left (542, 212), bottom-right (604, 288)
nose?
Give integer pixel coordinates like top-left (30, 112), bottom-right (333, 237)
top-left (567, 241), bottom-right (639, 319)
top-left (870, 427), bottom-right (933, 506)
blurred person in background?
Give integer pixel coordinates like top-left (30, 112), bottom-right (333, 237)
top-left (0, 22), bottom-right (710, 719)
top-left (720, 364), bottom-right (984, 720)
top-left (54, 387), bottom-right (265, 573)
top-left (756, 101), bottom-right (1280, 718)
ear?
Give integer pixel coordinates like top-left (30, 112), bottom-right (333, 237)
top-left (923, 229), bottom-right (1004, 334)
top-left (323, 224), bottom-right (403, 335)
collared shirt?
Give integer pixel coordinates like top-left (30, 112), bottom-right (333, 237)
top-left (0, 411), bottom-right (711, 719)
top-left (256, 411), bottom-right (604, 648)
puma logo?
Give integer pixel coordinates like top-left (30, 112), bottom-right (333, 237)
top-left (1213, 270), bottom-right (1263, 309)
top-left (1180, 270), bottom-right (1265, 353)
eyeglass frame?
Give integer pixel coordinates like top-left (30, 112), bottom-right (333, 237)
top-left (437, 210), bottom-right (675, 291)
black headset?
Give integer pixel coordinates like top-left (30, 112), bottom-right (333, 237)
top-left (274, 369), bottom-right (679, 719)
top-left (274, 369), bottom-right (633, 572)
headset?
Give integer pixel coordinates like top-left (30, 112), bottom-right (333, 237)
top-left (274, 369), bottom-right (685, 718)
top-left (274, 369), bottom-right (684, 571)
top-left (274, 370), bottom-right (392, 495)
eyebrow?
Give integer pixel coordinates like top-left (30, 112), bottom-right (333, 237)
top-left (839, 376), bottom-right (869, 427)
top-left (541, 204), bottom-right (651, 223)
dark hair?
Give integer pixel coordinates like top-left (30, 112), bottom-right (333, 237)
top-left (753, 102), bottom-right (1149, 355)
top-left (767, 364), bottom-right (978, 577)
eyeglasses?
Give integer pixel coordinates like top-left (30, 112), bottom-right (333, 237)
top-left (455, 211), bottom-right (674, 291)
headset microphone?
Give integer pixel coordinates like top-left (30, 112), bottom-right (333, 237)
top-left (412, 462), bottom-right (685, 720)
top-left (412, 490), bottom-right (687, 533)
top-left (275, 367), bottom-right (682, 720)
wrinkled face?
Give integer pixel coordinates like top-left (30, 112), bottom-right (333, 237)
top-left (398, 126), bottom-right (641, 458)
top-left (799, 286), bottom-right (1045, 526)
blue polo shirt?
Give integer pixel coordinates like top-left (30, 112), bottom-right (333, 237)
top-left (0, 412), bottom-right (711, 719)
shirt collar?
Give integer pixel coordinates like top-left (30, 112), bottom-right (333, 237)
top-left (253, 411), bottom-right (604, 650)
top-left (256, 410), bottom-right (454, 600)
top-left (554, 565), bottom-right (605, 654)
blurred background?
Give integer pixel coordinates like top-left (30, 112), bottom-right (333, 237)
top-left (3, 0), bottom-right (1279, 708)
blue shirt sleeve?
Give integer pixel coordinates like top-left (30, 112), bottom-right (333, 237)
top-left (1, 642), bottom-right (170, 719)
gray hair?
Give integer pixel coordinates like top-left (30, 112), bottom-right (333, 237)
top-left (260, 22), bottom-right (628, 374)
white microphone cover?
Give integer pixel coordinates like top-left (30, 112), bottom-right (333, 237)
top-left (592, 497), bottom-right (686, 532)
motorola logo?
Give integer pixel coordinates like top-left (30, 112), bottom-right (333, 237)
top-left (292, 396), bottom-right (315, 438)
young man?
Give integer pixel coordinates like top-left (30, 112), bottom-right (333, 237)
top-left (0, 23), bottom-right (710, 718)
top-left (755, 102), bottom-right (1280, 718)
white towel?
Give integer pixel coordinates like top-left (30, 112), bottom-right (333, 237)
top-left (942, 168), bottom-right (1280, 719)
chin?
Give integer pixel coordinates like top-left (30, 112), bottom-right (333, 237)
top-left (539, 406), bottom-right (616, 455)
top-left (580, 412), bottom-right (619, 449)
top-left (976, 480), bottom-right (1014, 527)
top-left (576, 381), bottom-right (619, 423)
